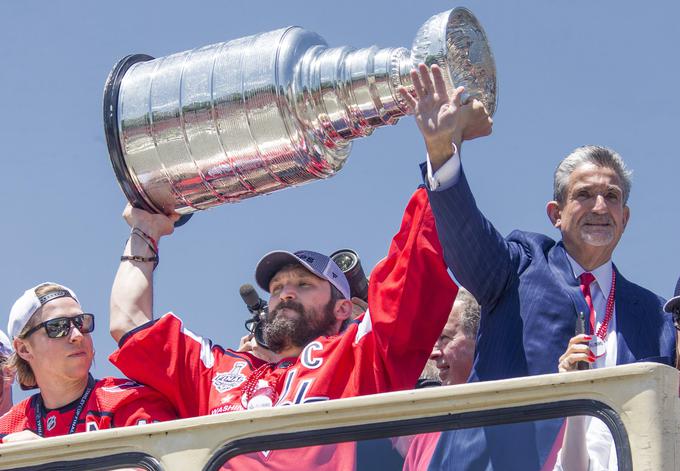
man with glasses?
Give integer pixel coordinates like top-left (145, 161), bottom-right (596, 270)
top-left (0, 282), bottom-right (177, 443)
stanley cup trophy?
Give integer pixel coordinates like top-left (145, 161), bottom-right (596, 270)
top-left (103, 8), bottom-right (496, 220)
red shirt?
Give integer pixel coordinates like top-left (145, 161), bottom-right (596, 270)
top-left (0, 376), bottom-right (177, 441)
top-left (402, 432), bottom-right (442, 471)
top-left (110, 187), bottom-right (457, 470)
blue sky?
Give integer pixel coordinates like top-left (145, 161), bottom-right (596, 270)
top-left (1, 1), bottom-right (678, 402)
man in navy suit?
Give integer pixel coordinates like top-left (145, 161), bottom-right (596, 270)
top-left (398, 64), bottom-right (676, 470)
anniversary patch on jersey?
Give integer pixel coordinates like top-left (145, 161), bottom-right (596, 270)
top-left (212, 361), bottom-right (247, 393)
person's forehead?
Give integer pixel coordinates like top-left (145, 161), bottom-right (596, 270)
top-left (568, 164), bottom-right (622, 191)
top-left (39, 297), bottom-right (83, 321)
top-left (270, 264), bottom-right (324, 283)
top-left (442, 309), bottom-right (463, 335)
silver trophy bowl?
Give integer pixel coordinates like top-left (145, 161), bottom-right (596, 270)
top-left (103, 8), bottom-right (496, 219)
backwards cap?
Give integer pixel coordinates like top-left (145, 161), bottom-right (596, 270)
top-left (8, 282), bottom-right (79, 340)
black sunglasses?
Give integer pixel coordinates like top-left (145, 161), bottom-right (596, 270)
top-left (23, 314), bottom-right (95, 339)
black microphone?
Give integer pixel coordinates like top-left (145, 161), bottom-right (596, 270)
top-left (240, 284), bottom-right (267, 314)
top-left (239, 284), bottom-right (269, 349)
top-left (575, 311), bottom-right (589, 371)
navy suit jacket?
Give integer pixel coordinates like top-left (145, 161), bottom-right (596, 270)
top-left (426, 169), bottom-right (676, 470)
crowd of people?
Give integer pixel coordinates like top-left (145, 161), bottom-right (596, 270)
top-left (0, 62), bottom-right (676, 471)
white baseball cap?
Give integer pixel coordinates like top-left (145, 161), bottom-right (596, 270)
top-left (8, 282), bottom-right (79, 340)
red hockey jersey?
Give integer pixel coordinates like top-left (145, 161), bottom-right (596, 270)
top-left (110, 187), bottom-right (457, 469)
top-left (0, 376), bottom-right (177, 441)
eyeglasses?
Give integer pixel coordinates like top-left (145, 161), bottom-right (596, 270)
top-left (23, 314), bottom-right (95, 339)
top-left (673, 312), bottom-right (680, 331)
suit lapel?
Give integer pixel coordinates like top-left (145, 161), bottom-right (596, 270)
top-left (548, 242), bottom-right (591, 333)
top-left (613, 267), bottom-right (641, 365)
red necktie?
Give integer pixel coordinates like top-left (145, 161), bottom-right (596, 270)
top-left (579, 272), bottom-right (596, 333)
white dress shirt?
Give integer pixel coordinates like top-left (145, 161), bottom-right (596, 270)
top-left (557, 256), bottom-right (618, 470)
top-left (565, 253), bottom-right (618, 368)
top-left (425, 144), bottom-right (460, 191)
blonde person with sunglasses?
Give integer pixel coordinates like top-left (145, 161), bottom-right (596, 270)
top-left (0, 282), bottom-right (177, 443)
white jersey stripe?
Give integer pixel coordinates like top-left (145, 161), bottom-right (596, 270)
top-left (354, 308), bottom-right (373, 344)
top-left (181, 326), bottom-right (215, 368)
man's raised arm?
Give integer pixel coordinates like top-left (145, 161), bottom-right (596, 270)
top-left (110, 204), bottom-right (178, 343)
top-left (397, 64), bottom-right (516, 309)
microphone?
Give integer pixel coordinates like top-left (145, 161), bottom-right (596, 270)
top-left (239, 284), bottom-right (269, 349)
top-left (240, 284), bottom-right (267, 314)
top-left (575, 311), bottom-right (589, 371)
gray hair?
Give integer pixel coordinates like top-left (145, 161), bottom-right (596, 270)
top-left (455, 288), bottom-right (480, 340)
top-left (553, 145), bottom-right (632, 205)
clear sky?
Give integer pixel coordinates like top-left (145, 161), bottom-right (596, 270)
top-left (1, 1), bottom-right (678, 402)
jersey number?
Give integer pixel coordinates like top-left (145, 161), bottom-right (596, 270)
top-left (278, 369), bottom-right (329, 406)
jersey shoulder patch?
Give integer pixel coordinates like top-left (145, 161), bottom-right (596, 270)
top-left (212, 361), bottom-right (248, 393)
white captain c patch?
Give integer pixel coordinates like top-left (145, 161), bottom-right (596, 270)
top-left (300, 341), bottom-right (323, 369)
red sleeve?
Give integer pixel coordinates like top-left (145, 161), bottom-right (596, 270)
top-left (109, 314), bottom-right (254, 418)
top-left (109, 384), bottom-right (179, 427)
top-left (357, 187), bottom-right (458, 389)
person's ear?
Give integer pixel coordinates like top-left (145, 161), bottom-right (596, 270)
top-left (622, 205), bottom-right (630, 229)
top-left (334, 299), bottom-right (353, 322)
top-left (546, 201), bottom-right (562, 228)
top-left (13, 338), bottom-right (33, 362)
